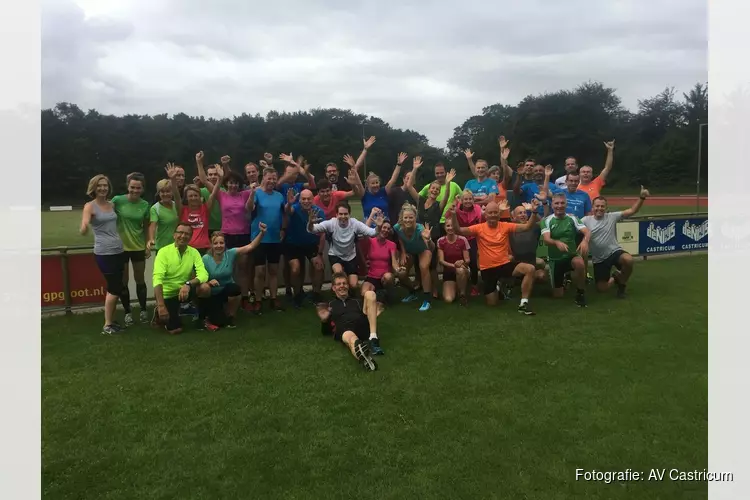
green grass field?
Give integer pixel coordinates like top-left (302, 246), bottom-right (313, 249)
top-left (42, 202), bottom-right (707, 249)
top-left (42, 255), bottom-right (707, 499)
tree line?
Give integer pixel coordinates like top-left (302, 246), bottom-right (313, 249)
top-left (41, 81), bottom-right (707, 205)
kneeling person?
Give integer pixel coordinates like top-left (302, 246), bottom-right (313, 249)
top-left (285, 189), bottom-right (326, 307)
top-left (437, 218), bottom-right (471, 305)
top-left (361, 220), bottom-right (398, 310)
top-left (317, 272), bottom-right (383, 370)
top-left (582, 186), bottom-right (649, 297)
top-left (153, 222), bottom-right (212, 334)
top-left (510, 204), bottom-right (548, 284)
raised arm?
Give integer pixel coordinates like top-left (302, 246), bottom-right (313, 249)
top-left (440, 170), bottom-right (457, 212)
top-left (353, 136), bottom-right (377, 173)
top-left (236, 223), bottom-right (267, 255)
top-left (205, 165), bottom-right (223, 211)
top-left (307, 213), bottom-right (328, 234)
top-left (514, 201), bottom-right (541, 232)
top-left (346, 167), bottom-right (365, 198)
top-left (164, 163), bottom-right (184, 213)
top-left (79, 202), bottom-right (93, 235)
top-left (446, 207), bottom-right (474, 238)
top-left (464, 148), bottom-right (477, 177)
top-left (386, 152), bottom-right (407, 194)
top-left (300, 158), bottom-right (316, 189)
top-left (622, 186), bottom-right (650, 218)
top-left (513, 164), bottom-right (526, 195)
top-left (284, 189), bottom-right (297, 215)
top-left (499, 137), bottom-right (513, 189)
top-left (405, 156), bottom-right (423, 202)
top-left (195, 151), bottom-right (214, 192)
top-left (599, 140), bottom-right (615, 182)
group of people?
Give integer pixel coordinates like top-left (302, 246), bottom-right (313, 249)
top-left (80, 135), bottom-right (650, 371)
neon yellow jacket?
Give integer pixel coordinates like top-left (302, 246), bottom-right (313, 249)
top-left (152, 243), bottom-right (208, 299)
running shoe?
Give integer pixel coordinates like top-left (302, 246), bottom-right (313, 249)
top-left (251, 299), bottom-right (262, 315)
top-left (459, 295), bottom-right (468, 307)
top-left (285, 287), bottom-right (294, 302)
top-left (293, 292), bottom-right (305, 309)
top-left (241, 298), bottom-right (255, 312)
top-left (586, 273), bottom-right (594, 284)
top-left (370, 337), bottom-right (384, 355)
top-left (271, 298), bottom-right (285, 311)
top-left (203, 320), bottom-right (220, 332)
top-left (112, 321), bottom-right (124, 331)
top-left (225, 316), bottom-right (237, 328)
top-left (101, 325), bottom-right (120, 335)
top-left (354, 340), bottom-right (378, 371)
top-left (139, 310), bottom-right (149, 323)
top-left (419, 300), bottom-right (431, 312)
top-left (124, 313), bottom-right (134, 327)
top-left (575, 294), bottom-right (587, 308)
top-left (517, 303), bottom-right (536, 316)
top-left (402, 292), bottom-right (420, 303)
top-left (616, 285), bottom-right (627, 299)
top-left (470, 286), bottom-right (480, 297)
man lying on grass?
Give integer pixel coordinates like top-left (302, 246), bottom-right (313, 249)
top-left (316, 272), bottom-right (382, 371)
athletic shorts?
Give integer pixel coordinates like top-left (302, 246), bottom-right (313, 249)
top-left (364, 276), bottom-right (384, 291)
top-left (332, 317), bottom-right (368, 343)
top-left (95, 253), bottom-right (126, 295)
top-left (213, 282), bottom-right (242, 301)
top-left (224, 233), bottom-right (251, 249)
top-left (480, 262), bottom-right (517, 295)
top-left (285, 243), bottom-right (319, 263)
top-left (430, 237), bottom-right (440, 269)
top-left (593, 250), bottom-right (627, 283)
top-left (513, 253), bottom-right (538, 266)
top-left (442, 267), bottom-right (457, 282)
top-left (329, 255), bottom-right (359, 276)
top-left (124, 250), bottom-right (146, 263)
top-left (549, 257), bottom-right (576, 288)
top-left (254, 243), bottom-right (282, 265)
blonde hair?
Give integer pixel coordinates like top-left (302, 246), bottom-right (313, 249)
top-left (86, 174), bottom-right (112, 198)
top-left (183, 184), bottom-right (201, 199)
top-left (366, 172), bottom-right (381, 183)
top-left (207, 231), bottom-right (226, 257)
top-left (156, 179), bottom-right (171, 192)
top-left (398, 202), bottom-right (418, 226)
top-left (462, 189), bottom-right (473, 198)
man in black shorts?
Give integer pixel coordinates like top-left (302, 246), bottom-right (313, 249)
top-left (316, 272), bottom-right (383, 370)
top-left (510, 204), bottom-right (548, 284)
top-left (284, 189), bottom-right (326, 307)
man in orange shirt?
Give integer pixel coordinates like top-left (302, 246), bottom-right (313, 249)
top-left (578, 140), bottom-right (615, 202)
top-left (447, 199), bottom-right (541, 314)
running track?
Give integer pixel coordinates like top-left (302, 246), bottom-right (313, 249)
top-left (607, 195), bottom-right (707, 207)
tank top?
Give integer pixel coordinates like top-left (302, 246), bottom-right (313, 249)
top-left (91, 202), bottom-right (124, 255)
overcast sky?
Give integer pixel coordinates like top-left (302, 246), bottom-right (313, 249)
top-left (41, 0), bottom-right (707, 148)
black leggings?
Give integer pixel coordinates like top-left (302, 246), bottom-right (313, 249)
top-left (95, 253), bottom-right (125, 296)
top-left (201, 283), bottom-right (242, 325)
top-left (468, 239), bottom-right (479, 285)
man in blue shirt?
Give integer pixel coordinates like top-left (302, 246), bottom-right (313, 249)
top-left (248, 167), bottom-right (287, 311)
top-left (284, 189), bottom-right (326, 307)
top-left (464, 158), bottom-right (499, 205)
top-left (561, 172), bottom-right (592, 219)
top-left (516, 164), bottom-right (561, 216)
top-left (277, 156), bottom-right (316, 197)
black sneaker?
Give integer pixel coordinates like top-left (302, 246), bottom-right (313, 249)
top-left (285, 287), bottom-right (294, 302)
top-left (517, 303), bottom-right (536, 315)
top-left (293, 292), bottom-right (305, 309)
top-left (225, 316), bottom-right (236, 329)
top-left (575, 294), bottom-right (587, 308)
top-left (354, 339), bottom-right (378, 371)
top-left (459, 295), bottom-right (468, 307)
top-left (616, 285), bottom-right (627, 299)
top-left (370, 337), bottom-right (384, 355)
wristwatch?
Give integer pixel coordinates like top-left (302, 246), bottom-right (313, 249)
top-left (184, 281), bottom-right (192, 288)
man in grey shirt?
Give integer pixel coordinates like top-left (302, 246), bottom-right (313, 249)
top-left (582, 186), bottom-right (650, 298)
top-left (509, 204), bottom-right (548, 284)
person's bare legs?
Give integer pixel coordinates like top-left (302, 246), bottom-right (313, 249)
top-left (289, 259), bottom-right (303, 295)
top-left (254, 264), bottom-right (266, 305)
top-left (571, 256), bottom-right (587, 306)
top-left (311, 256), bottom-right (324, 297)
top-left (443, 281), bottom-right (456, 303)
top-left (226, 294), bottom-right (241, 319)
top-left (417, 251), bottom-right (433, 311)
top-left (455, 267), bottom-right (469, 300)
top-left (103, 292), bottom-right (118, 327)
top-left (267, 263), bottom-right (280, 305)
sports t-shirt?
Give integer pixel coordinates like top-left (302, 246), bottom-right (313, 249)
top-left (466, 222), bottom-right (517, 270)
top-left (277, 182), bottom-right (306, 198)
top-left (149, 202), bottom-right (179, 250)
top-left (464, 178), bottom-right (499, 197)
top-left (388, 186), bottom-right (410, 223)
top-left (520, 182), bottom-right (561, 215)
top-left (217, 190), bottom-right (251, 234)
top-left (561, 190), bottom-right (592, 219)
top-left (540, 214), bottom-right (585, 261)
top-left (362, 188), bottom-right (390, 222)
top-left (200, 187), bottom-right (224, 231)
top-left (418, 181), bottom-right (462, 223)
top-left (314, 191), bottom-right (349, 219)
top-left (456, 204), bottom-right (483, 240)
top-left (153, 243), bottom-right (208, 299)
top-left (510, 225), bottom-right (542, 262)
top-left (437, 235), bottom-right (470, 264)
top-left (417, 197), bottom-right (442, 240)
top-left (286, 203), bottom-right (325, 246)
top-left (393, 223), bottom-right (429, 255)
top-left (578, 176), bottom-right (606, 202)
top-left (202, 248), bottom-right (238, 295)
top-left (328, 297), bottom-right (364, 332)
top-left (496, 182), bottom-right (511, 218)
top-left (312, 218), bottom-right (377, 261)
top-left (554, 175), bottom-right (569, 190)
top-left (251, 189), bottom-right (285, 243)
top-left (111, 195), bottom-right (149, 251)
top-left (367, 237), bottom-right (396, 279)
top-left (181, 204), bottom-right (210, 249)
top-left (582, 212), bottom-right (623, 263)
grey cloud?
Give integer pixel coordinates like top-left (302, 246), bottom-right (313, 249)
top-left (42, 0), bottom-right (706, 147)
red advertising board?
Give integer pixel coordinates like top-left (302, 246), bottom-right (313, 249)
top-left (42, 253), bottom-right (107, 307)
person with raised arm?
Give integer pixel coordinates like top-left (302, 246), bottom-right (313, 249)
top-left (284, 188), bottom-right (326, 308)
top-left (540, 193), bottom-right (592, 307)
top-left (437, 217), bottom-right (471, 306)
top-left (147, 172), bottom-right (181, 258)
top-left (152, 165), bottom-right (186, 205)
top-left (447, 199), bottom-right (541, 315)
top-left (277, 154), bottom-right (316, 196)
top-left (313, 165), bottom-right (364, 220)
top-left (246, 166), bottom-right (287, 313)
top-left (582, 186), bottom-right (649, 298)
top-left (509, 201), bottom-right (548, 285)
top-left (361, 219), bottom-right (399, 312)
top-left (360, 150), bottom-right (405, 224)
top-left (195, 151), bottom-right (229, 237)
top-left (152, 222), bottom-right (212, 335)
top-left (416, 161), bottom-right (463, 227)
top-left (111, 171), bottom-right (150, 326)
top-left (578, 140), bottom-right (615, 202)
top-left (81, 174), bottom-right (126, 334)
top-left (463, 148), bottom-right (499, 205)
top-left (307, 202), bottom-right (383, 293)
top-left (404, 156), bottom-right (454, 300)
top-left (452, 191), bottom-right (483, 296)
top-left (175, 162), bottom-right (221, 255)
top-left (201, 224), bottom-right (267, 329)
top-left (515, 163), bottom-right (560, 216)
top-left (554, 156), bottom-right (579, 190)
top-left (393, 204), bottom-right (435, 312)
top-left (316, 272), bottom-right (382, 369)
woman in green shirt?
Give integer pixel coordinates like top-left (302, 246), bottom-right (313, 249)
top-left (111, 172), bottom-right (150, 326)
top-left (147, 177), bottom-right (180, 257)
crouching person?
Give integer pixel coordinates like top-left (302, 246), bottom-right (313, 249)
top-left (152, 222), bottom-right (212, 334)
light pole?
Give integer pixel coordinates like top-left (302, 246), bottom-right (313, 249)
top-left (696, 123), bottom-right (707, 214)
